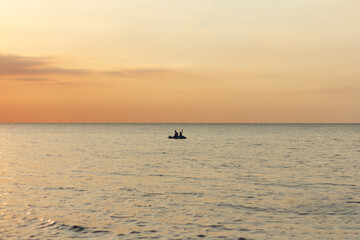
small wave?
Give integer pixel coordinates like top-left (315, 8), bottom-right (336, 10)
top-left (38, 218), bottom-right (57, 228)
top-left (217, 202), bottom-right (270, 212)
top-left (70, 225), bottom-right (86, 232)
top-left (110, 214), bottom-right (132, 219)
top-left (142, 192), bottom-right (163, 197)
top-left (52, 221), bottom-right (113, 236)
top-left (288, 147), bottom-right (301, 150)
top-left (149, 174), bottom-right (170, 177)
top-left (199, 224), bottom-right (234, 231)
top-left (43, 187), bottom-right (86, 192)
top-left (92, 230), bottom-right (111, 234)
top-left (118, 187), bottom-right (135, 191)
top-left (171, 192), bottom-right (204, 196)
top-left (94, 154), bottom-right (110, 158)
top-left (238, 228), bottom-right (250, 232)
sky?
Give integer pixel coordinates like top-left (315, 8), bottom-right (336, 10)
top-left (1, 0), bottom-right (359, 123)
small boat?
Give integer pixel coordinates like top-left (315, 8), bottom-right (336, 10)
top-left (168, 135), bottom-right (187, 139)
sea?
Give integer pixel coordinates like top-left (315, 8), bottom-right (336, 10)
top-left (0, 123), bottom-right (359, 239)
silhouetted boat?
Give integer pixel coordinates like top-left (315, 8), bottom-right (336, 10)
top-left (168, 136), bottom-right (187, 139)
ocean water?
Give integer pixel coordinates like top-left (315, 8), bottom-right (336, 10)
top-left (0, 123), bottom-right (359, 239)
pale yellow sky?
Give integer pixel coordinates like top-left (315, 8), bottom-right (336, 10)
top-left (0, 0), bottom-right (359, 122)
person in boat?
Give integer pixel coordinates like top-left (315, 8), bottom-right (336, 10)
top-left (174, 130), bottom-right (178, 137)
top-left (179, 131), bottom-right (183, 137)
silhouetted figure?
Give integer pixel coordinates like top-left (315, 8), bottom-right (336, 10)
top-left (179, 131), bottom-right (183, 137)
top-left (174, 130), bottom-right (178, 137)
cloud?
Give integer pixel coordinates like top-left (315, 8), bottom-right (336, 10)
top-left (312, 86), bottom-right (360, 94)
top-left (104, 68), bottom-right (176, 77)
top-left (0, 53), bottom-right (178, 82)
top-left (5, 77), bottom-right (57, 82)
top-left (0, 54), bottom-right (89, 76)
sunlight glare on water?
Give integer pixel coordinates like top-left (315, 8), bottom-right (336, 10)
top-left (0, 124), bottom-right (359, 239)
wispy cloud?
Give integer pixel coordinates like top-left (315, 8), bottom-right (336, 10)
top-left (5, 77), bottom-right (57, 82)
top-left (105, 68), bottom-right (176, 77)
top-left (0, 54), bottom-right (88, 76)
top-left (0, 53), bottom-right (178, 83)
top-left (312, 86), bottom-right (360, 94)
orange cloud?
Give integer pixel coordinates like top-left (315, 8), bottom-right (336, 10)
top-left (0, 53), bottom-right (178, 83)
top-left (0, 53), bottom-right (88, 77)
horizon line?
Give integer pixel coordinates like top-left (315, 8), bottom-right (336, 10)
top-left (0, 122), bottom-right (359, 124)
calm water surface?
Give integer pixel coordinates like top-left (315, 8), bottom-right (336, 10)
top-left (0, 124), bottom-right (359, 239)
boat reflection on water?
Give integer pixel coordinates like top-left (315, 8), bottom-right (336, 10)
top-left (168, 135), bottom-right (186, 139)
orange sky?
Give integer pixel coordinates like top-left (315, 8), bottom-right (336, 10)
top-left (1, 0), bottom-right (359, 123)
